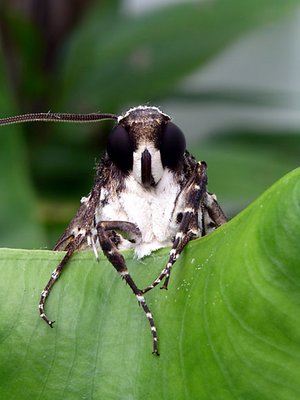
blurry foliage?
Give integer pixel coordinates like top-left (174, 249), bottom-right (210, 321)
top-left (0, 0), bottom-right (300, 248)
top-left (0, 49), bottom-right (45, 248)
top-left (194, 131), bottom-right (300, 216)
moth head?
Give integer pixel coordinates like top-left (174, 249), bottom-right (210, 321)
top-left (107, 106), bottom-right (186, 188)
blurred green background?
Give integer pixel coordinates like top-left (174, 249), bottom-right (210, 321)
top-left (0, 0), bottom-right (300, 249)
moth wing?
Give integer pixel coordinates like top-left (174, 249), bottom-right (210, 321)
top-left (54, 200), bottom-right (90, 251)
top-left (53, 188), bottom-right (101, 251)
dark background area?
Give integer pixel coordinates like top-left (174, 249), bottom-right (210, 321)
top-left (1, 0), bottom-right (300, 249)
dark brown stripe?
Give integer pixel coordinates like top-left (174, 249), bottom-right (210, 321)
top-left (141, 149), bottom-right (152, 188)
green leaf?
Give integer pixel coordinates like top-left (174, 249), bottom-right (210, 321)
top-left (0, 168), bottom-right (299, 399)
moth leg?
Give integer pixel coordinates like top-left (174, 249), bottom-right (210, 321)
top-left (39, 234), bottom-right (84, 327)
top-left (142, 161), bottom-right (208, 294)
top-left (97, 221), bottom-right (159, 355)
top-left (53, 233), bottom-right (74, 251)
top-left (100, 221), bottom-right (141, 242)
top-left (204, 193), bottom-right (227, 228)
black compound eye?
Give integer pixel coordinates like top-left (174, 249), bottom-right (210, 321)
top-left (107, 125), bottom-right (133, 172)
top-left (160, 122), bottom-right (186, 169)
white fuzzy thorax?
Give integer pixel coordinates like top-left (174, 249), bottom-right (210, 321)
top-left (97, 168), bottom-right (180, 258)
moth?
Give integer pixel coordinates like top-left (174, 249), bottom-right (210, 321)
top-left (0, 105), bottom-right (227, 355)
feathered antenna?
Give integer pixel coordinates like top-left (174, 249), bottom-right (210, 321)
top-left (0, 112), bottom-right (118, 126)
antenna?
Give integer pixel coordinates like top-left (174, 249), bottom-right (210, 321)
top-left (0, 112), bottom-right (118, 126)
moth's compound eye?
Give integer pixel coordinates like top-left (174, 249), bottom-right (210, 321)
top-left (107, 125), bottom-right (133, 172)
top-left (160, 122), bottom-right (186, 169)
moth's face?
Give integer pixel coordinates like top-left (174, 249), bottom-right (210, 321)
top-left (107, 106), bottom-right (186, 188)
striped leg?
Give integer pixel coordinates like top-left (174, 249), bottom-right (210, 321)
top-left (205, 193), bottom-right (227, 227)
top-left (142, 161), bottom-right (208, 294)
top-left (97, 221), bottom-right (159, 355)
top-left (98, 220), bottom-right (141, 243)
top-left (39, 234), bottom-right (84, 327)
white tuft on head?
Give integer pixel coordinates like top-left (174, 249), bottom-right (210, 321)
top-left (118, 105), bottom-right (170, 122)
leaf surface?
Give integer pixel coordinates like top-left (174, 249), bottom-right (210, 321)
top-left (0, 168), bottom-right (299, 399)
